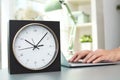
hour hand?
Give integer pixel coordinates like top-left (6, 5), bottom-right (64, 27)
top-left (25, 39), bottom-right (39, 50)
top-left (37, 44), bottom-right (44, 47)
top-left (25, 39), bottom-right (35, 46)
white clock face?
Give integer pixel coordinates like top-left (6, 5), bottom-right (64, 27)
top-left (13, 23), bottom-right (58, 70)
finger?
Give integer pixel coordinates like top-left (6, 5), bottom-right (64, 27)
top-left (69, 53), bottom-right (78, 62)
top-left (69, 50), bottom-right (92, 62)
top-left (74, 52), bottom-right (90, 62)
top-left (86, 54), bottom-right (102, 63)
top-left (83, 52), bottom-right (94, 63)
top-left (92, 56), bottom-right (104, 63)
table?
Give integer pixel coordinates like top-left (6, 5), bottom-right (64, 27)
top-left (1, 64), bottom-right (120, 80)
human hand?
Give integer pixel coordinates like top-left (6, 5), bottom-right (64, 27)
top-left (69, 49), bottom-right (120, 63)
top-left (69, 50), bottom-right (92, 62)
top-left (83, 49), bottom-right (120, 63)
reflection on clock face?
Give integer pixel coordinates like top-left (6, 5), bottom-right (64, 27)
top-left (13, 23), bottom-right (58, 70)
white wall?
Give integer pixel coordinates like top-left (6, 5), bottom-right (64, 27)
top-left (103, 0), bottom-right (120, 49)
top-left (91, 0), bottom-right (105, 50)
top-left (0, 0), bottom-right (1, 68)
top-left (1, 0), bottom-right (9, 68)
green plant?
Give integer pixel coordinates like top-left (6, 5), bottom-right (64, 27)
top-left (80, 35), bottom-right (92, 43)
top-left (117, 5), bottom-right (120, 10)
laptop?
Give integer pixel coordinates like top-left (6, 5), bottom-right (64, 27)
top-left (61, 52), bottom-right (118, 67)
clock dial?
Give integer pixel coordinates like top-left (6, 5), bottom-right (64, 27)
top-left (13, 23), bottom-right (59, 70)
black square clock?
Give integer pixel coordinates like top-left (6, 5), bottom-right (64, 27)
top-left (8, 20), bottom-right (61, 74)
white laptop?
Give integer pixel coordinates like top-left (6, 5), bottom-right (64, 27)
top-left (61, 52), bottom-right (118, 67)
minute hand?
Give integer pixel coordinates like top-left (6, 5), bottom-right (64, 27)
top-left (36, 32), bottom-right (48, 47)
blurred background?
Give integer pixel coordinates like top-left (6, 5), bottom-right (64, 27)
top-left (1, 0), bottom-right (120, 68)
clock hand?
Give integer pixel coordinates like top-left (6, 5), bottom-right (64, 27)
top-left (19, 47), bottom-right (34, 50)
top-left (25, 39), bottom-right (39, 49)
top-left (36, 32), bottom-right (48, 46)
top-left (18, 45), bottom-right (44, 50)
top-left (31, 38), bottom-right (39, 49)
top-left (32, 44), bottom-right (44, 50)
top-left (37, 44), bottom-right (44, 47)
top-left (33, 32), bottom-right (48, 50)
top-left (25, 39), bottom-right (35, 46)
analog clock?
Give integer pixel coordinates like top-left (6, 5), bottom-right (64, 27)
top-left (9, 20), bottom-right (61, 74)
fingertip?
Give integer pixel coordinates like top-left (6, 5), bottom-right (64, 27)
top-left (68, 59), bottom-right (71, 62)
top-left (74, 58), bottom-right (79, 62)
top-left (68, 58), bottom-right (73, 62)
top-left (92, 61), bottom-right (97, 64)
top-left (83, 58), bottom-right (88, 63)
top-left (82, 59), bottom-right (86, 63)
top-left (73, 59), bottom-right (77, 62)
top-left (74, 57), bottom-right (82, 62)
top-left (87, 60), bottom-right (91, 63)
top-left (69, 59), bottom-right (73, 62)
top-left (92, 57), bottom-right (102, 63)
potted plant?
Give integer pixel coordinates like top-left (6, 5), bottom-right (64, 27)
top-left (80, 35), bottom-right (92, 50)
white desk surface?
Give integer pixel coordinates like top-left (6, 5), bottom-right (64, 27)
top-left (1, 64), bottom-right (120, 80)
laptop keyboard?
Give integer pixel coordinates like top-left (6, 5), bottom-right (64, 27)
top-left (70, 59), bottom-right (113, 64)
top-left (70, 59), bottom-right (83, 63)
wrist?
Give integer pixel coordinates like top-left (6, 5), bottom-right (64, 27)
top-left (111, 48), bottom-right (120, 61)
top-left (117, 52), bottom-right (120, 61)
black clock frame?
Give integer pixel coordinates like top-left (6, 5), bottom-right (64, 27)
top-left (8, 20), bottom-right (61, 74)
